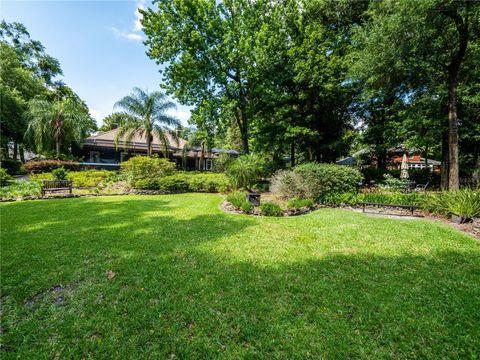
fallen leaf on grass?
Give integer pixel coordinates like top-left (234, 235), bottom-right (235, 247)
top-left (107, 270), bottom-right (116, 280)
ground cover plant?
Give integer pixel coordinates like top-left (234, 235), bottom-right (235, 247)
top-left (30, 170), bottom-right (115, 188)
top-left (2, 194), bottom-right (478, 359)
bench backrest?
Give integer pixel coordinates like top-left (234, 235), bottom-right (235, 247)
top-left (42, 179), bottom-right (72, 189)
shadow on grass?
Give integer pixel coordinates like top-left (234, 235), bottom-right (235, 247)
top-left (3, 249), bottom-right (479, 359)
top-left (1, 196), bottom-right (479, 358)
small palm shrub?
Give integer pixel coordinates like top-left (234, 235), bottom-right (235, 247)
top-left (52, 167), bottom-right (68, 180)
top-left (0, 168), bottom-right (13, 187)
top-left (226, 154), bottom-right (264, 190)
top-left (423, 189), bottom-right (480, 219)
top-left (286, 198), bottom-right (314, 209)
top-left (260, 202), bottom-right (282, 217)
top-left (0, 158), bottom-right (24, 175)
top-left (121, 156), bottom-right (176, 183)
top-left (226, 191), bottom-right (253, 213)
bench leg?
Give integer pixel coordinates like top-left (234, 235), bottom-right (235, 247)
top-left (362, 204), bottom-right (365, 213)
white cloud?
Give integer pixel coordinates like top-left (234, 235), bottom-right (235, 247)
top-left (134, 0), bottom-right (145, 32)
top-left (111, 27), bottom-right (144, 42)
top-left (112, 0), bottom-right (146, 41)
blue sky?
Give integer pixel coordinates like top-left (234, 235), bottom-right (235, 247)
top-left (1, 0), bottom-right (192, 126)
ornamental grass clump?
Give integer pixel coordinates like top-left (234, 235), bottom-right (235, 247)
top-left (260, 202), bottom-right (283, 217)
top-left (286, 198), bottom-right (314, 209)
top-left (271, 163), bottom-right (363, 201)
top-left (422, 189), bottom-right (480, 219)
top-left (226, 191), bottom-right (253, 213)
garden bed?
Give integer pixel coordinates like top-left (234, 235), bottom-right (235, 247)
top-left (221, 199), bottom-right (317, 217)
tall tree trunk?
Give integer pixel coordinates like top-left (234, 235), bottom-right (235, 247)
top-left (424, 145), bottom-right (429, 170)
top-left (19, 144), bottom-right (25, 163)
top-left (447, 75), bottom-right (459, 190)
top-left (56, 141), bottom-right (61, 157)
top-left (13, 142), bottom-right (18, 160)
top-left (147, 134), bottom-right (152, 157)
top-left (200, 142), bottom-right (205, 171)
top-left (440, 130), bottom-right (449, 190)
top-left (290, 142), bottom-right (295, 167)
top-left (444, 6), bottom-right (469, 190)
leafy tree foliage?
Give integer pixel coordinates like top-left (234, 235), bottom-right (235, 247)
top-left (1, 21), bottom-right (95, 161)
top-left (350, 0), bottom-right (480, 189)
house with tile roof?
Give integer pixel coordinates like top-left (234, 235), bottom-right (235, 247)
top-left (73, 129), bottom-right (239, 170)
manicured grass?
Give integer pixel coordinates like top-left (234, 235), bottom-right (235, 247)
top-left (1, 194), bottom-right (479, 359)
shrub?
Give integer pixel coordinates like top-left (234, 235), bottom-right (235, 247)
top-left (156, 176), bottom-right (189, 192)
top-left (320, 190), bottom-right (425, 207)
top-left (25, 159), bottom-right (79, 173)
top-left (0, 158), bottom-right (24, 175)
top-left (0, 180), bottom-right (42, 199)
top-left (270, 170), bottom-right (306, 199)
top-left (30, 170), bottom-right (115, 188)
top-left (227, 154), bottom-right (264, 190)
top-left (226, 191), bottom-right (253, 213)
top-left (271, 163), bottom-right (363, 201)
top-left (121, 156), bottom-right (176, 183)
top-left (286, 198), bottom-right (314, 209)
top-left (68, 170), bottom-right (111, 188)
top-left (422, 189), bottom-right (480, 219)
top-left (52, 167), bottom-right (68, 180)
top-left (212, 153), bottom-right (234, 172)
top-left (131, 172), bottom-right (231, 193)
top-left (29, 172), bottom-right (54, 181)
top-left (0, 168), bottom-right (14, 187)
top-left (260, 202), bottom-right (283, 217)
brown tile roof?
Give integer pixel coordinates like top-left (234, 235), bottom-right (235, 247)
top-left (85, 128), bottom-right (187, 150)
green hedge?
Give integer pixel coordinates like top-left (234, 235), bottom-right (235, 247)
top-left (320, 191), bottom-right (426, 206)
top-left (30, 170), bottom-right (114, 188)
top-left (132, 172), bottom-right (231, 193)
top-left (121, 156), bottom-right (176, 183)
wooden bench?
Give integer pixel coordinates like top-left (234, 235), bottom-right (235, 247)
top-left (41, 180), bottom-right (73, 197)
top-left (358, 202), bottom-right (419, 215)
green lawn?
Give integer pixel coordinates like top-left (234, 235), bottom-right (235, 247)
top-left (1, 194), bottom-right (479, 359)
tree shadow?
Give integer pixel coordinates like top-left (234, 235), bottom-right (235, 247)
top-left (2, 196), bottom-right (479, 358)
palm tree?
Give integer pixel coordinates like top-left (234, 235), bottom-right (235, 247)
top-left (181, 129), bottom-right (208, 170)
top-left (26, 97), bottom-right (93, 157)
top-left (114, 87), bottom-right (180, 157)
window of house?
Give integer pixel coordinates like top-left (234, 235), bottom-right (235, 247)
top-left (120, 152), bottom-right (128, 162)
top-left (206, 159), bottom-right (213, 171)
top-left (89, 151), bottom-right (100, 163)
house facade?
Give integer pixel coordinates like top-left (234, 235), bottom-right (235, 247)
top-left (73, 129), bottom-right (239, 170)
top-left (337, 146), bottom-right (441, 172)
